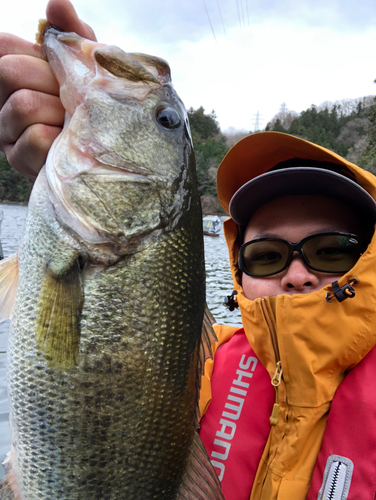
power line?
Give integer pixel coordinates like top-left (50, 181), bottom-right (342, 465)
top-left (245, 0), bottom-right (250, 29)
top-left (236, 0), bottom-right (244, 42)
top-left (239, 0), bottom-right (246, 32)
top-left (203, 0), bottom-right (218, 44)
top-left (216, 0), bottom-right (227, 36)
top-left (242, 0), bottom-right (251, 39)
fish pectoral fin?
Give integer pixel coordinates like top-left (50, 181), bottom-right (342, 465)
top-left (0, 253), bottom-right (18, 322)
top-left (177, 430), bottom-right (224, 500)
top-left (36, 257), bottom-right (83, 371)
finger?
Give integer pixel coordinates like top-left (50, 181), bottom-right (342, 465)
top-left (46, 0), bottom-right (97, 41)
top-left (3, 124), bottom-right (61, 179)
top-left (0, 55), bottom-right (59, 109)
top-left (0, 33), bottom-right (45, 59)
top-left (0, 89), bottom-right (64, 147)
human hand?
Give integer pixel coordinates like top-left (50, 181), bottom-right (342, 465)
top-left (0, 0), bottom-right (96, 179)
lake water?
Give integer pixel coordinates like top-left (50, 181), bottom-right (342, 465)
top-left (0, 203), bottom-right (241, 478)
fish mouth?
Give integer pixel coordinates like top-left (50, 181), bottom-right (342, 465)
top-left (43, 26), bottom-right (95, 54)
top-left (42, 26), bottom-right (170, 87)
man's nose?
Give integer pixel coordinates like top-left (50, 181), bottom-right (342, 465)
top-left (280, 253), bottom-right (320, 292)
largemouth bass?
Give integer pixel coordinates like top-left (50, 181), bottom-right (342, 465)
top-left (0, 26), bottom-right (223, 500)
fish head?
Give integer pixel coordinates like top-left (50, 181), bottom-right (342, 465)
top-left (42, 28), bottom-right (198, 258)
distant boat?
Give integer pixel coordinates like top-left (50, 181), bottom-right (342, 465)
top-left (203, 215), bottom-right (221, 237)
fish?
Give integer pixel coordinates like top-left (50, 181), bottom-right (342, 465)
top-left (0, 25), bottom-right (224, 500)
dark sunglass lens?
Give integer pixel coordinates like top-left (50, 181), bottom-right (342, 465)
top-left (241, 240), bottom-right (290, 276)
top-left (303, 234), bottom-right (361, 272)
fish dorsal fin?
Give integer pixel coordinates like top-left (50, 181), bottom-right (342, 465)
top-left (0, 254), bottom-right (18, 322)
top-left (195, 304), bottom-right (217, 422)
top-left (177, 430), bottom-right (224, 499)
top-left (200, 305), bottom-right (216, 364)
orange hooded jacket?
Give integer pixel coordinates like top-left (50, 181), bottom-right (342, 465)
top-left (199, 132), bottom-right (376, 499)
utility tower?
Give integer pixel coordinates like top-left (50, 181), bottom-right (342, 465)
top-left (253, 111), bottom-right (263, 132)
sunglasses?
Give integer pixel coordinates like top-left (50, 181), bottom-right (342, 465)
top-left (238, 232), bottom-right (362, 277)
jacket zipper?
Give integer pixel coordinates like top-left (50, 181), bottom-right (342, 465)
top-left (319, 456), bottom-right (353, 500)
top-left (261, 298), bottom-right (283, 426)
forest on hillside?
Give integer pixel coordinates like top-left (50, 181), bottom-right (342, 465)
top-left (193, 94), bottom-right (376, 213)
top-left (266, 95), bottom-right (376, 174)
top-left (1, 92), bottom-right (376, 213)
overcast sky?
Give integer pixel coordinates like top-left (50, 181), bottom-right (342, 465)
top-left (2, 0), bottom-right (376, 132)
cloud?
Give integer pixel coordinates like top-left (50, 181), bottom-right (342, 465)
top-left (1, 0), bottom-right (376, 131)
top-left (67, 0), bottom-right (376, 48)
top-left (92, 0), bottom-right (376, 45)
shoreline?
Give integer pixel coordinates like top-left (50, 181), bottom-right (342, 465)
top-left (0, 201), bottom-right (28, 206)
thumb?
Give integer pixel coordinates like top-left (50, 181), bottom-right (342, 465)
top-left (46, 0), bottom-right (97, 41)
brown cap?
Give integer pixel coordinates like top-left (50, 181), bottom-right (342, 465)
top-left (217, 131), bottom-right (376, 226)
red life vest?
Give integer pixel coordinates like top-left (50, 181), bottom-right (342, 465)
top-left (200, 328), bottom-right (376, 500)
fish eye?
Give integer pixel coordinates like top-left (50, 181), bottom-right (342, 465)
top-left (156, 107), bottom-right (181, 129)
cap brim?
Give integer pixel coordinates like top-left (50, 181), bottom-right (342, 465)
top-left (229, 167), bottom-right (376, 226)
top-left (217, 131), bottom-right (357, 215)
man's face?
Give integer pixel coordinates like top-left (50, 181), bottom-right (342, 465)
top-left (242, 195), bottom-right (361, 300)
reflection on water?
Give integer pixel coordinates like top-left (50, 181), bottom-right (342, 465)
top-left (0, 204), bottom-right (241, 478)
